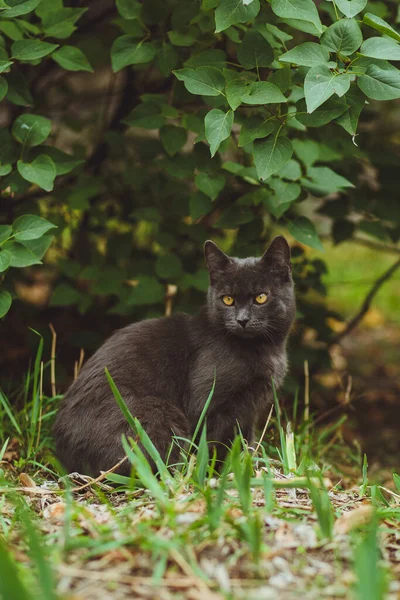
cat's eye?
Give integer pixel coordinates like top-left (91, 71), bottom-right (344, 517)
top-left (254, 293), bottom-right (268, 305)
top-left (222, 295), bottom-right (235, 306)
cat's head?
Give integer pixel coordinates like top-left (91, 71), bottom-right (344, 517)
top-left (204, 236), bottom-right (295, 341)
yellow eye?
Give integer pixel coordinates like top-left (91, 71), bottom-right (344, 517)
top-left (222, 295), bottom-right (234, 306)
top-left (255, 293), bottom-right (268, 305)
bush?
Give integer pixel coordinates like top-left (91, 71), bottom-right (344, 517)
top-left (1, 0), bottom-right (400, 370)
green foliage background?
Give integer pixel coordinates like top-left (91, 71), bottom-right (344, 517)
top-left (1, 0), bottom-right (400, 380)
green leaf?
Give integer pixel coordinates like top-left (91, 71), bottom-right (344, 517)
top-left (6, 71), bottom-right (33, 106)
top-left (128, 276), bottom-right (165, 306)
top-left (12, 114), bottom-right (52, 147)
top-left (204, 109), bottom-right (233, 157)
top-left (17, 155), bottom-right (56, 192)
top-left (278, 158), bottom-right (302, 180)
top-left (296, 97), bottom-right (348, 126)
top-left (51, 46), bottom-right (93, 72)
top-left (156, 43), bottom-right (178, 76)
top-left (225, 77), bottom-right (250, 110)
top-left (293, 139), bottom-right (320, 167)
top-left (0, 76), bottom-right (7, 101)
top-left (0, 59), bottom-right (13, 73)
top-left (0, 248), bottom-right (11, 272)
top-left (253, 133), bottom-right (293, 181)
top-left (241, 81), bottom-right (287, 104)
top-left (214, 205), bottom-right (254, 228)
top-left (185, 49), bottom-right (226, 69)
top-left (116, 0), bottom-right (141, 19)
top-left (303, 166), bottom-right (354, 195)
top-left (288, 217), bottom-right (324, 250)
top-left (363, 13), bottom-right (400, 43)
top-left (0, 225), bottom-right (12, 244)
top-left (168, 29), bottom-right (197, 47)
top-left (304, 65), bottom-right (350, 112)
top-left (123, 103), bottom-right (165, 129)
top-left (11, 39), bottom-right (58, 61)
top-left (1, 0), bottom-right (41, 18)
top-left (335, 0), bottom-right (367, 18)
top-left (237, 30), bottom-right (274, 70)
top-left (238, 116), bottom-right (275, 147)
top-left (189, 192), bottom-right (212, 221)
top-left (271, 0), bottom-right (323, 35)
top-left (111, 36), bottom-right (156, 72)
top-left (279, 42), bottom-right (330, 67)
top-left (40, 146), bottom-right (83, 175)
top-left (360, 37), bottom-right (400, 61)
top-left (160, 125), bottom-right (187, 156)
top-left (195, 172), bottom-right (225, 200)
top-left (50, 283), bottom-right (81, 306)
top-left (12, 214), bottom-right (56, 241)
top-left (174, 67), bottom-right (225, 96)
top-left (215, 0), bottom-right (260, 33)
top-left (0, 290), bottom-right (12, 318)
top-left (321, 18), bottom-right (363, 56)
top-left (20, 234), bottom-right (54, 260)
top-left (41, 7), bottom-right (87, 39)
top-left (265, 177), bottom-right (301, 217)
top-left (155, 254), bottom-right (184, 279)
top-left (336, 86), bottom-right (365, 135)
top-left (357, 62), bottom-right (400, 100)
top-left (282, 18), bottom-right (323, 37)
top-left (4, 241), bottom-right (42, 267)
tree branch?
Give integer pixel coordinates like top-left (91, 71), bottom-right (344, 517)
top-left (330, 257), bottom-right (400, 345)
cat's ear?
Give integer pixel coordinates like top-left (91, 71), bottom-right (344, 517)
top-left (262, 236), bottom-right (291, 272)
top-left (204, 240), bottom-right (231, 282)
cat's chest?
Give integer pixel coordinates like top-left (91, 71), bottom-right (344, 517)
top-left (188, 342), bottom-right (282, 413)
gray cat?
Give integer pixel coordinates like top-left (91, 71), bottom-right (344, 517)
top-left (53, 236), bottom-right (296, 475)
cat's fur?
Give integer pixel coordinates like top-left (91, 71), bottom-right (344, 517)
top-left (53, 236), bottom-right (296, 475)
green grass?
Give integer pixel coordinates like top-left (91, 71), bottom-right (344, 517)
top-left (0, 339), bottom-right (399, 599)
top-left (313, 241), bottom-right (400, 324)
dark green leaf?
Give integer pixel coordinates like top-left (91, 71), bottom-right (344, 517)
top-left (174, 67), bottom-right (225, 96)
top-left (11, 39), bottom-right (58, 61)
top-left (336, 0), bottom-right (367, 18)
top-left (238, 116), bottom-right (275, 147)
top-left (123, 103), bottom-right (165, 129)
top-left (128, 276), bottom-right (165, 306)
top-left (204, 109), bottom-right (233, 157)
top-left (12, 214), bottom-right (56, 241)
top-left (293, 139), bottom-right (320, 166)
top-left (6, 71), bottom-right (33, 106)
top-left (321, 18), bottom-right (363, 56)
top-left (215, 0), bottom-right (260, 33)
top-left (51, 283), bottom-right (81, 306)
top-left (253, 133), bottom-right (293, 181)
top-left (1, 0), bottom-right (41, 18)
top-left (0, 248), bottom-right (11, 272)
top-left (40, 146), bottom-right (83, 175)
top-left (116, 0), bottom-right (141, 19)
top-left (237, 30), bottom-right (273, 70)
top-left (241, 81), bottom-right (287, 104)
top-left (0, 225), bottom-right (12, 244)
top-left (185, 49), bottom-right (226, 69)
top-left (160, 125), bottom-right (187, 156)
top-left (265, 177), bottom-right (301, 217)
top-left (271, 0), bottom-right (323, 35)
top-left (214, 205), bottom-right (254, 228)
top-left (0, 76), bottom-right (7, 101)
top-left (41, 7), bottom-right (87, 39)
top-left (20, 234), bottom-right (54, 259)
top-left (296, 97), bottom-right (348, 126)
top-left (189, 192), bottom-right (212, 220)
top-left (12, 114), bottom-right (52, 147)
top-left (363, 13), bottom-right (400, 43)
top-left (155, 254), bottom-right (184, 279)
top-left (279, 42), bottom-right (330, 67)
top-left (0, 290), bottom-right (12, 319)
top-left (51, 46), bottom-right (93, 72)
top-left (357, 62), bottom-right (400, 100)
top-left (360, 37), bottom-right (400, 61)
top-left (4, 241), bottom-right (42, 267)
top-left (17, 155), bottom-right (56, 192)
top-left (195, 172), bottom-right (225, 200)
top-left (156, 43), bottom-right (178, 76)
top-left (225, 77), bottom-right (250, 110)
top-left (305, 65), bottom-right (350, 112)
top-left (302, 166), bottom-right (354, 195)
top-left (288, 217), bottom-right (324, 250)
top-left (111, 36), bottom-right (156, 72)
top-left (336, 86), bottom-right (365, 135)
top-left (168, 29), bottom-right (197, 47)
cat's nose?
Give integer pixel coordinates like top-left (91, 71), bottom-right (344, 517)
top-left (237, 318), bottom-right (249, 328)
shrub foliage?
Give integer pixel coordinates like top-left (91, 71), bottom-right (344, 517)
top-left (0, 0), bottom-right (399, 364)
